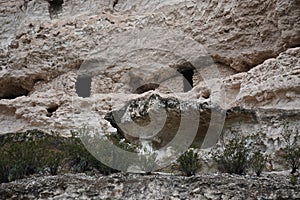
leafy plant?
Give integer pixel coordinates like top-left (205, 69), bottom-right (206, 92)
top-left (43, 151), bottom-right (64, 175)
top-left (212, 137), bottom-right (250, 175)
top-left (0, 129), bottom-right (121, 183)
top-left (250, 150), bottom-right (267, 176)
top-left (0, 134), bottom-right (39, 183)
top-left (212, 132), bottom-right (269, 176)
top-left (281, 125), bottom-right (300, 174)
top-left (0, 151), bottom-right (11, 183)
top-left (290, 173), bottom-right (299, 185)
top-left (178, 149), bottom-right (201, 176)
top-left (66, 128), bottom-right (117, 175)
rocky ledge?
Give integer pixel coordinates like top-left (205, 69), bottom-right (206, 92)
top-left (0, 172), bottom-right (299, 200)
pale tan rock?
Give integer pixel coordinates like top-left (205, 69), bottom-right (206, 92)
top-left (221, 47), bottom-right (300, 109)
top-left (0, 0), bottom-right (299, 171)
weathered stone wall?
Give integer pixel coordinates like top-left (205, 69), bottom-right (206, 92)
top-left (0, 0), bottom-right (299, 171)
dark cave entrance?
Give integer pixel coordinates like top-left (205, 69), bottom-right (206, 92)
top-left (0, 86), bottom-right (30, 99)
top-left (48, 0), bottom-right (64, 19)
top-left (135, 83), bottom-right (160, 94)
top-left (75, 75), bottom-right (92, 98)
top-left (46, 104), bottom-right (59, 117)
top-left (180, 69), bottom-right (194, 92)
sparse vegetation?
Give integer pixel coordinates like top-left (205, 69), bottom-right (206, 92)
top-left (290, 173), bottom-right (299, 185)
top-left (177, 148), bottom-right (201, 176)
top-left (212, 137), bottom-right (250, 175)
top-left (212, 133), bottom-right (268, 176)
top-left (5, 125), bottom-right (299, 183)
top-left (0, 129), bottom-right (119, 183)
top-left (281, 125), bottom-right (300, 174)
top-left (0, 136), bottom-right (44, 182)
top-left (44, 151), bottom-right (64, 175)
top-left (250, 150), bottom-right (267, 176)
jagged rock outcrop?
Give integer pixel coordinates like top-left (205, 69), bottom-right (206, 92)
top-left (222, 47), bottom-right (300, 109)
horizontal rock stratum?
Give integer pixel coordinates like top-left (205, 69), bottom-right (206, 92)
top-left (1, 173), bottom-right (299, 199)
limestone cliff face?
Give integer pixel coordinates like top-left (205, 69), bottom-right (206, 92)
top-left (0, 0), bottom-right (299, 171)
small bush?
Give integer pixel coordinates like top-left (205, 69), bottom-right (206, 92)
top-left (2, 140), bottom-right (43, 182)
top-left (0, 151), bottom-right (10, 183)
top-left (65, 129), bottom-right (117, 175)
top-left (178, 149), bottom-right (201, 176)
top-left (43, 151), bottom-right (64, 175)
top-left (281, 125), bottom-right (300, 174)
top-left (212, 137), bottom-right (250, 175)
top-left (290, 173), bottom-right (299, 185)
top-left (283, 145), bottom-right (300, 174)
top-left (0, 129), bottom-right (121, 183)
top-left (250, 151), bottom-right (267, 176)
top-left (106, 133), bottom-right (141, 172)
top-left (212, 133), bottom-right (268, 176)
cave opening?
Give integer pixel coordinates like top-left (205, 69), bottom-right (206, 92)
top-left (0, 86), bottom-right (30, 99)
top-left (135, 83), bottom-right (160, 94)
top-left (180, 69), bottom-right (194, 92)
top-left (46, 104), bottom-right (59, 117)
top-left (48, 0), bottom-right (64, 19)
top-left (75, 75), bottom-right (92, 98)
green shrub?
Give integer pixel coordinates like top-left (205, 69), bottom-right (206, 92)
top-left (65, 129), bottom-right (117, 175)
top-left (0, 129), bottom-right (121, 183)
top-left (178, 149), bottom-right (201, 176)
top-left (290, 173), bottom-right (299, 185)
top-left (0, 131), bottom-right (60, 182)
top-left (43, 151), bottom-right (64, 175)
top-left (0, 151), bottom-right (10, 183)
top-left (281, 125), bottom-right (300, 174)
top-left (250, 151), bottom-right (267, 176)
top-left (4, 141), bottom-right (43, 182)
top-left (212, 137), bottom-right (250, 175)
top-left (212, 132), bottom-right (268, 176)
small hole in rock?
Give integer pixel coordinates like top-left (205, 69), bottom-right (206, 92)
top-left (48, 0), bottom-right (64, 19)
top-left (0, 86), bottom-right (30, 99)
top-left (46, 104), bottom-right (59, 117)
top-left (135, 83), bottom-right (160, 94)
top-left (174, 62), bottom-right (195, 92)
top-left (180, 69), bottom-right (194, 92)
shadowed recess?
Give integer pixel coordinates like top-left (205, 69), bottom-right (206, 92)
top-left (48, 0), bottom-right (64, 19)
top-left (135, 83), bottom-right (160, 94)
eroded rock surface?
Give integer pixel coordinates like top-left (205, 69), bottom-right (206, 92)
top-left (0, 173), bottom-right (299, 200)
top-left (0, 0), bottom-right (299, 172)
